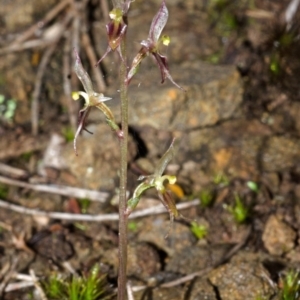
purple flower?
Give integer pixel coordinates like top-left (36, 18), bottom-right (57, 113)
top-left (126, 1), bottom-right (184, 90)
top-left (96, 1), bottom-right (132, 66)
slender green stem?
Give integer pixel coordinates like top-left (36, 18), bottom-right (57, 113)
top-left (118, 28), bottom-right (129, 300)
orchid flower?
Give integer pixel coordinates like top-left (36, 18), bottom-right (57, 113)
top-left (125, 139), bottom-right (180, 236)
top-left (126, 0), bottom-right (184, 90)
top-left (95, 1), bottom-right (132, 66)
top-left (72, 48), bottom-right (122, 155)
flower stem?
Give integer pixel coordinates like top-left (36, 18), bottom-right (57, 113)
top-left (118, 24), bottom-right (129, 300)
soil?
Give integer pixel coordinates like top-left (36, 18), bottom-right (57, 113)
top-left (1, 0), bottom-right (300, 299)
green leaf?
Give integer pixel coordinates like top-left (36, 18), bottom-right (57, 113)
top-left (247, 181), bottom-right (259, 193)
top-left (190, 222), bottom-right (208, 239)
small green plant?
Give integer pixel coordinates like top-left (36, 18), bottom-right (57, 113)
top-left (0, 183), bottom-right (9, 199)
top-left (279, 270), bottom-right (300, 300)
top-left (247, 181), bottom-right (259, 193)
top-left (225, 194), bottom-right (249, 223)
top-left (190, 221), bottom-right (208, 239)
top-left (0, 94), bottom-right (17, 122)
top-left (128, 221), bottom-right (138, 232)
top-left (79, 198), bottom-right (91, 213)
top-left (213, 172), bottom-right (229, 187)
top-left (62, 126), bottom-right (75, 142)
top-left (199, 189), bottom-right (214, 207)
top-left (270, 55), bottom-right (280, 75)
top-left (43, 265), bottom-right (112, 300)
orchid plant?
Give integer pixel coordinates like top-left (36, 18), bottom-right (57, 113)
top-left (72, 48), bottom-right (123, 156)
top-left (126, 139), bottom-right (180, 233)
top-left (95, 1), bottom-right (132, 65)
top-left (72, 1), bottom-right (184, 298)
top-left (126, 0), bottom-right (184, 90)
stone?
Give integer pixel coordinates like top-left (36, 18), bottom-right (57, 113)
top-left (111, 61), bottom-right (243, 132)
top-left (137, 217), bottom-right (196, 256)
top-left (184, 119), bottom-right (272, 179)
top-left (262, 136), bottom-right (300, 172)
top-left (60, 123), bottom-right (136, 190)
top-left (127, 242), bottom-right (161, 279)
top-left (150, 286), bottom-right (185, 300)
top-left (262, 215), bottom-right (296, 256)
top-left (166, 244), bottom-right (232, 274)
top-left (208, 252), bottom-right (275, 300)
top-left (188, 277), bottom-right (218, 300)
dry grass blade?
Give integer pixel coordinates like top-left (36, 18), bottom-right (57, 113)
top-left (32, 43), bottom-right (58, 135)
top-left (81, 32), bottom-right (107, 92)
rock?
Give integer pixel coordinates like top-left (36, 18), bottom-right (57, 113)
top-left (127, 242), bottom-right (161, 279)
top-left (262, 136), bottom-right (300, 172)
top-left (184, 119), bottom-right (272, 180)
top-left (60, 123), bottom-right (137, 190)
top-left (166, 244), bottom-right (232, 274)
top-left (112, 61), bottom-right (243, 131)
top-left (102, 242), bottom-right (161, 280)
top-left (208, 252), bottom-right (275, 300)
top-left (137, 217), bottom-right (196, 256)
top-left (188, 277), bottom-right (218, 300)
top-left (150, 286), bottom-right (185, 300)
top-left (262, 215), bottom-right (296, 256)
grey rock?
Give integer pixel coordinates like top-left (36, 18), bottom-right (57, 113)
top-left (112, 61), bottom-right (243, 131)
top-left (166, 244), bottom-right (232, 274)
top-left (189, 277), bottom-right (218, 300)
top-left (262, 215), bottom-right (296, 256)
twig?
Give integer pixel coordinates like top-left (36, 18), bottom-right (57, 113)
top-left (81, 32), bottom-right (107, 92)
top-left (4, 281), bottom-right (35, 293)
top-left (63, 34), bottom-right (78, 132)
top-left (13, 0), bottom-right (71, 45)
top-left (0, 258), bottom-right (19, 296)
top-left (0, 11), bottom-right (73, 56)
top-left (127, 281), bottom-right (135, 300)
top-left (0, 163), bottom-right (28, 179)
top-left (62, 261), bottom-right (77, 275)
top-left (0, 175), bottom-right (109, 202)
top-left (71, 2), bottom-right (81, 51)
top-left (244, 9), bottom-right (274, 19)
top-left (0, 39), bottom-right (58, 55)
top-left (31, 12), bottom-right (74, 135)
top-left (285, 0), bottom-right (300, 29)
top-left (32, 43), bottom-right (58, 135)
top-left (0, 198), bottom-right (200, 222)
top-left (29, 269), bottom-right (47, 300)
top-left (13, 273), bottom-right (35, 282)
top-left (100, 0), bottom-right (110, 23)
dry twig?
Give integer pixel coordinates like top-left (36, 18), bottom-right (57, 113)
top-left (0, 163), bottom-right (28, 179)
top-left (29, 269), bottom-right (47, 300)
top-left (63, 35), bottom-right (78, 132)
top-left (0, 175), bottom-right (109, 202)
top-left (10, 0), bottom-right (71, 46)
top-left (81, 32), bottom-right (107, 92)
top-left (0, 198), bottom-right (200, 222)
top-left (127, 281), bottom-right (135, 300)
top-left (32, 43), bottom-right (58, 135)
top-left (0, 258), bottom-right (19, 296)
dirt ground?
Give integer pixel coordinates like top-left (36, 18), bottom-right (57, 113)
top-left (1, 0), bottom-right (300, 299)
